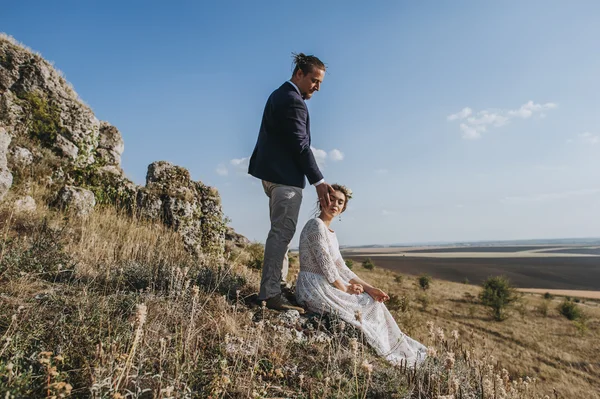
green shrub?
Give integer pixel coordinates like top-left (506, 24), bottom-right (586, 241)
top-left (543, 292), bottom-right (553, 300)
top-left (558, 299), bottom-right (581, 321)
top-left (362, 258), bottom-right (375, 270)
top-left (394, 274), bottom-right (404, 284)
top-left (479, 276), bottom-right (517, 321)
top-left (345, 259), bottom-right (354, 269)
top-left (17, 92), bottom-right (66, 146)
top-left (418, 274), bottom-right (431, 290)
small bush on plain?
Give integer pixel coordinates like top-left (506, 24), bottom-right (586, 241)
top-left (479, 276), bottom-right (517, 321)
top-left (345, 259), bottom-right (354, 269)
top-left (558, 299), bottom-right (581, 321)
top-left (418, 274), bottom-right (431, 290)
top-left (362, 258), bottom-right (375, 270)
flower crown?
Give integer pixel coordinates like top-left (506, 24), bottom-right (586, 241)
top-left (336, 184), bottom-right (353, 201)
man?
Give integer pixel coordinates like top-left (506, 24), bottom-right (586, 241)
top-left (248, 53), bottom-right (335, 312)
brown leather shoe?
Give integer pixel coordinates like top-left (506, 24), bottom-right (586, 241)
top-left (265, 293), bottom-right (305, 314)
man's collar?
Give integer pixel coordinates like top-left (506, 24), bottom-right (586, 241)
top-left (287, 80), bottom-right (301, 96)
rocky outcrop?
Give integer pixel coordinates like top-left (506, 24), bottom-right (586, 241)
top-left (56, 185), bottom-right (96, 216)
top-left (96, 121), bottom-right (124, 170)
top-left (0, 34), bottom-right (122, 172)
top-left (0, 126), bottom-right (12, 200)
top-left (136, 161), bottom-right (225, 256)
top-left (226, 226), bottom-right (251, 249)
top-left (0, 34), bottom-right (242, 257)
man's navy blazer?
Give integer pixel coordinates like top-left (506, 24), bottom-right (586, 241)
top-left (248, 81), bottom-right (323, 189)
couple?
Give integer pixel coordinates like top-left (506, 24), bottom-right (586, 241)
top-left (248, 53), bottom-right (426, 367)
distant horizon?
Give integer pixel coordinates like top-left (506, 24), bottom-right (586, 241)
top-left (289, 236), bottom-right (600, 250)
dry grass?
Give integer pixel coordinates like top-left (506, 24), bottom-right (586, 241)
top-left (0, 188), bottom-right (597, 397)
top-left (330, 263), bottom-right (600, 398)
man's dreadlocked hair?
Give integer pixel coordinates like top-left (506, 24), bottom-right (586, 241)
top-left (292, 52), bottom-right (326, 76)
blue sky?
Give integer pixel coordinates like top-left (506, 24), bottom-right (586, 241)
top-left (2, 1), bottom-right (600, 246)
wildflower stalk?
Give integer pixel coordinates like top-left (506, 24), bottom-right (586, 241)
top-left (114, 303), bottom-right (147, 393)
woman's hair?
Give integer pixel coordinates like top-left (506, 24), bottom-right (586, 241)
top-left (292, 52), bottom-right (326, 76)
top-left (314, 184), bottom-right (353, 216)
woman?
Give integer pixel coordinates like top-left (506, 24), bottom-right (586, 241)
top-left (296, 184), bottom-right (427, 367)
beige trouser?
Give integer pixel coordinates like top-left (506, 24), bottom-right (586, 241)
top-left (258, 181), bottom-right (303, 301)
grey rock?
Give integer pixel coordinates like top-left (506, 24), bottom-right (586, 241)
top-left (14, 195), bottom-right (36, 213)
top-left (54, 135), bottom-right (78, 160)
top-left (9, 146), bottom-right (33, 167)
top-left (277, 310), bottom-right (301, 326)
top-left (56, 185), bottom-right (96, 216)
top-left (0, 127), bottom-right (12, 200)
top-left (226, 226), bottom-right (250, 249)
top-left (136, 161), bottom-right (225, 256)
top-left (96, 122), bottom-right (124, 167)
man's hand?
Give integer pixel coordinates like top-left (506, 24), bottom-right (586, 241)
top-left (316, 182), bottom-right (336, 209)
top-left (346, 283), bottom-right (364, 295)
top-left (366, 287), bottom-right (389, 302)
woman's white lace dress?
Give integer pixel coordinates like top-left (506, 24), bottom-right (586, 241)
top-left (296, 218), bottom-right (427, 367)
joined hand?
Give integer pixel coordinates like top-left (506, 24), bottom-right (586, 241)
top-left (347, 283), bottom-right (364, 295)
top-left (367, 287), bottom-right (389, 302)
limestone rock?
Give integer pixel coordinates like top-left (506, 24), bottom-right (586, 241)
top-left (14, 195), bottom-right (36, 213)
top-left (1, 36), bottom-right (230, 257)
top-left (136, 161), bottom-right (225, 256)
top-left (56, 185), bottom-right (96, 216)
top-left (54, 134), bottom-right (78, 160)
top-left (0, 127), bottom-right (13, 200)
top-left (96, 122), bottom-right (124, 167)
top-left (226, 226), bottom-right (250, 249)
top-left (9, 146), bottom-right (33, 167)
top-left (0, 35), bottom-right (99, 167)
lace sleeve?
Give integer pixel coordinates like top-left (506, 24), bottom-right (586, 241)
top-left (335, 256), bottom-right (358, 282)
top-left (306, 222), bottom-right (342, 284)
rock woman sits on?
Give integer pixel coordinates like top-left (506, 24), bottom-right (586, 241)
top-left (296, 184), bottom-right (427, 367)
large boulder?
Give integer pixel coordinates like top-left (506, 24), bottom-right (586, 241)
top-left (136, 161), bottom-right (225, 256)
top-left (95, 121), bottom-right (124, 168)
top-left (0, 126), bottom-right (12, 200)
top-left (56, 185), bottom-right (96, 216)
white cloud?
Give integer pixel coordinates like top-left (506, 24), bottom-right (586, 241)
top-left (508, 101), bottom-right (557, 119)
top-left (447, 107), bottom-right (472, 121)
top-left (329, 149), bottom-right (344, 161)
top-left (216, 164), bottom-right (228, 176)
top-left (466, 111), bottom-right (508, 128)
top-left (219, 157), bottom-right (250, 177)
top-left (311, 146), bottom-right (328, 169)
top-left (230, 157), bottom-right (249, 167)
top-left (578, 132), bottom-right (599, 145)
top-left (447, 101), bottom-right (557, 139)
top-left (460, 123), bottom-right (483, 140)
top-left (501, 188), bottom-right (600, 204)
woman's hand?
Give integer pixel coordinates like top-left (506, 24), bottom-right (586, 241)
top-left (346, 283), bottom-right (364, 295)
top-left (367, 287), bottom-right (389, 302)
